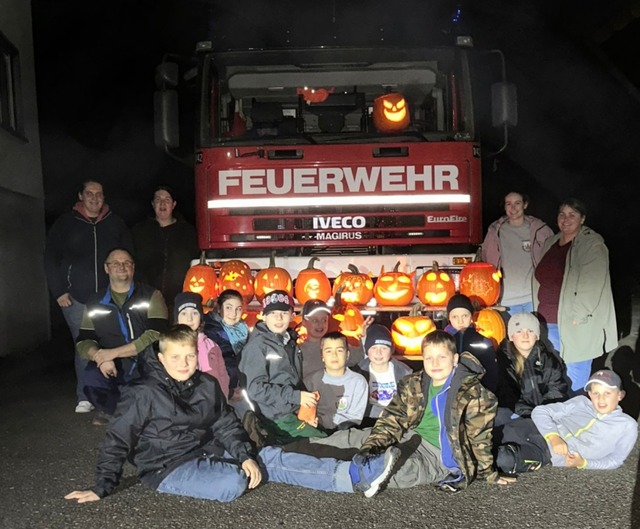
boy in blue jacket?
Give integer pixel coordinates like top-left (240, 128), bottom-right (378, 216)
top-left (496, 369), bottom-right (638, 474)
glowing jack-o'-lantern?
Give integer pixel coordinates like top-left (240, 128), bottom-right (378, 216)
top-left (474, 308), bottom-right (506, 347)
top-left (332, 303), bottom-right (366, 339)
top-left (218, 259), bottom-right (254, 304)
top-left (254, 251), bottom-right (293, 302)
top-left (332, 264), bottom-right (374, 305)
top-left (294, 257), bottom-right (332, 304)
top-left (391, 304), bottom-right (437, 356)
top-left (459, 261), bottom-right (502, 308)
top-left (417, 261), bottom-right (456, 307)
top-left (182, 252), bottom-right (218, 305)
top-left (373, 262), bottom-right (416, 306)
top-left (373, 92), bottom-right (410, 132)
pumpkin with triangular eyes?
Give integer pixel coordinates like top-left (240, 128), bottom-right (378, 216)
top-left (373, 92), bottom-right (410, 132)
top-left (417, 261), bottom-right (456, 307)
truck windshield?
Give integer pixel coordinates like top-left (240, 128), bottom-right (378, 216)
top-left (200, 48), bottom-right (471, 146)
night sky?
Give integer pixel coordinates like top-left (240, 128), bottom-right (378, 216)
top-left (31, 0), bottom-right (640, 327)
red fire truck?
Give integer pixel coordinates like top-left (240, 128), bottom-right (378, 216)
top-left (154, 9), bottom-right (516, 295)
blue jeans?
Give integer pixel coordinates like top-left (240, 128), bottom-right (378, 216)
top-left (259, 446), bottom-right (353, 493)
top-left (545, 324), bottom-right (592, 392)
top-left (157, 453), bottom-right (248, 502)
top-left (61, 298), bottom-right (89, 402)
top-left (157, 447), bottom-right (353, 502)
top-left (506, 302), bottom-right (534, 317)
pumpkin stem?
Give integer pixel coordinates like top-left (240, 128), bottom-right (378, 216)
top-left (269, 250), bottom-right (277, 268)
top-left (347, 263), bottom-right (359, 274)
top-left (199, 250), bottom-right (207, 266)
top-left (306, 256), bottom-right (320, 270)
top-left (409, 303), bottom-right (424, 317)
top-left (474, 246), bottom-right (483, 262)
top-left (432, 260), bottom-right (440, 271)
top-left (393, 261), bottom-right (402, 273)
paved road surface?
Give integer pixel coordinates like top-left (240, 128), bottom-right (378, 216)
top-left (1, 313), bottom-right (639, 529)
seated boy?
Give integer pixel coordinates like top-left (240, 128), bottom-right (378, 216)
top-left (496, 369), bottom-right (638, 475)
top-left (239, 290), bottom-right (326, 443)
top-left (444, 293), bottom-right (498, 393)
top-left (64, 324), bottom-right (402, 502)
top-left (302, 330), bottom-right (514, 491)
top-left (304, 331), bottom-right (369, 432)
top-left (355, 324), bottom-right (413, 425)
top-left (298, 299), bottom-right (366, 379)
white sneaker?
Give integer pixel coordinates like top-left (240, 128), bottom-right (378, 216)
top-left (75, 401), bottom-right (95, 413)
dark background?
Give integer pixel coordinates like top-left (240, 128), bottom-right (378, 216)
top-left (31, 0), bottom-right (640, 333)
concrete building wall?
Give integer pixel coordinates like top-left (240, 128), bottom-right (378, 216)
top-left (0, 1), bottom-right (49, 356)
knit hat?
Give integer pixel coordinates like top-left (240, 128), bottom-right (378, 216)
top-left (507, 312), bottom-right (540, 338)
top-left (302, 299), bottom-right (330, 319)
top-left (174, 292), bottom-right (204, 322)
top-left (585, 369), bottom-right (623, 392)
top-left (446, 294), bottom-right (475, 315)
top-left (261, 290), bottom-right (295, 315)
top-left (364, 324), bottom-right (394, 354)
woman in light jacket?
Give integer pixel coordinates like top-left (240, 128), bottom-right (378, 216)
top-left (533, 198), bottom-right (617, 391)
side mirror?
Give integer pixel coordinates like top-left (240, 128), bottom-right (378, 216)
top-left (154, 90), bottom-right (179, 149)
top-left (491, 82), bottom-right (518, 127)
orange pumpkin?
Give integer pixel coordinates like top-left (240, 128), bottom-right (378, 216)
top-left (458, 261), bottom-right (502, 308)
top-left (294, 256), bottom-right (332, 304)
top-left (373, 261), bottom-right (416, 306)
top-left (182, 252), bottom-right (218, 305)
top-left (332, 264), bottom-right (374, 305)
top-left (474, 308), bottom-right (506, 347)
top-left (218, 259), bottom-right (255, 304)
top-left (254, 251), bottom-right (293, 302)
top-left (332, 303), bottom-right (366, 340)
top-left (373, 92), bottom-right (410, 132)
top-left (242, 309), bottom-right (261, 331)
top-left (417, 261), bottom-right (456, 307)
top-left (391, 304), bottom-right (437, 356)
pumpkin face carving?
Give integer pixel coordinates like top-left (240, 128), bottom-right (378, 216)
top-left (474, 308), bottom-right (506, 347)
top-left (417, 261), bottom-right (456, 307)
top-left (254, 252), bottom-right (293, 302)
top-left (182, 252), bottom-right (218, 305)
top-left (391, 305), bottom-right (436, 356)
top-left (373, 93), bottom-right (410, 132)
top-left (332, 264), bottom-right (374, 305)
top-left (294, 257), bottom-right (331, 304)
top-left (373, 262), bottom-right (415, 306)
top-left (218, 259), bottom-right (254, 304)
top-left (459, 261), bottom-right (502, 308)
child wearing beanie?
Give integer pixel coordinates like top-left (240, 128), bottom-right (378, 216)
top-left (355, 323), bottom-right (412, 426)
top-left (444, 294), bottom-right (498, 394)
top-left (174, 292), bottom-right (230, 399)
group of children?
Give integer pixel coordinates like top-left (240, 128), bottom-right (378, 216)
top-left (66, 287), bottom-right (638, 505)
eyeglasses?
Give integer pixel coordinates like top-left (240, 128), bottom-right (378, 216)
top-left (106, 260), bottom-right (134, 269)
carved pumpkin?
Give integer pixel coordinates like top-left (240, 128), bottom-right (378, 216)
top-left (458, 261), bottom-right (502, 308)
top-left (474, 308), bottom-right (506, 347)
top-left (417, 261), bottom-right (456, 307)
top-left (254, 251), bottom-right (293, 302)
top-left (332, 264), bottom-right (374, 305)
top-left (373, 92), bottom-right (410, 132)
top-left (373, 261), bottom-right (416, 306)
top-left (242, 310), bottom-right (261, 331)
top-left (218, 259), bottom-right (255, 304)
top-left (294, 256), bottom-right (332, 304)
top-left (182, 252), bottom-right (218, 305)
top-left (391, 304), bottom-right (437, 356)
top-left (332, 303), bottom-right (366, 340)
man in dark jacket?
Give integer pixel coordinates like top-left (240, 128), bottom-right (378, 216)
top-left (76, 248), bottom-right (168, 422)
top-left (132, 186), bottom-right (199, 313)
top-left (44, 180), bottom-right (132, 414)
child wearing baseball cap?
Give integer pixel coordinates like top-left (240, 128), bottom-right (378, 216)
top-left (495, 311), bottom-right (570, 427)
top-left (238, 290), bottom-right (326, 443)
top-left (495, 369), bottom-right (637, 475)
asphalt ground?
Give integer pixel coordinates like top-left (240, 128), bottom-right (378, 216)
top-left (1, 310), bottom-right (639, 529)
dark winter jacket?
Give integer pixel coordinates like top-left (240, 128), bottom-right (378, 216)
top-left (360, 352), bottom-right (500, 489)
top-left (131, 217), bottom-right (199, 307)
top-left (91, 364), bottom-right (255, 498)
top-left (44, 204), bottom-right (133, 303)
top-left (496, 340), bottom-right (570, 418)
top-left (444, 323), bottom-right (498, 394)
top-left (238, 322), bottom-right (304, 420)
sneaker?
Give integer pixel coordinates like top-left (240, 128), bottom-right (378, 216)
top-left (349, 446), bottom-right (401, 498)
top-left (75, 401), bottom-right (95, 413)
